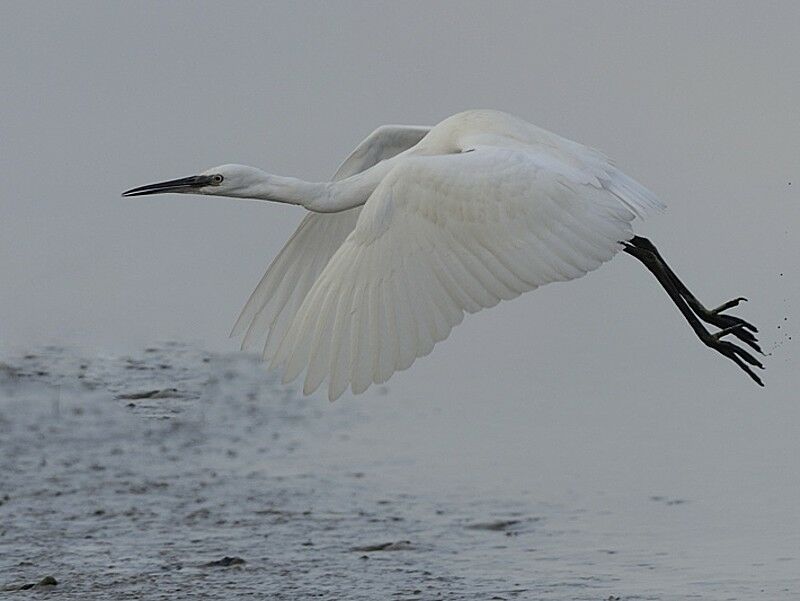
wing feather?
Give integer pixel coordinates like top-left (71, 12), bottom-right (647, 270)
top-left (273, 146), bottom-right (651, 400)
top-left (231, 125), bottom-right (430, 357)
top-left (233, 208), bottom-right (360, 354)
top-left (375, 280), bottom-right (395, 384)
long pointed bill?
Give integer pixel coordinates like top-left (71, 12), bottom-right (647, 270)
top-left (122, 175), bottom-right (214, 197)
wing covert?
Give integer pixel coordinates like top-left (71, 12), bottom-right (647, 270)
top-left (272, 147), bottom-right (649, 400)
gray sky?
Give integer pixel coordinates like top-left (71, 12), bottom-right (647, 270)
top-left (1, 1), bottom-right (798, 405)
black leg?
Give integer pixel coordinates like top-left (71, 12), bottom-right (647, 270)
top-left (622, 237), bottom-right (764, 386)
top-left (627, 236), bottom-right (762, 354)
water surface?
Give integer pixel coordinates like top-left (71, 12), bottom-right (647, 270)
top-left (1, 345), bottom-right (797, 599)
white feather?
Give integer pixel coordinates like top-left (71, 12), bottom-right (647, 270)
top-left (227, 110), bottom-right (662, 400)
top-left (231, 125), bottom-right (431, 359)
top-left (273, 129), bottom-right (656, 399)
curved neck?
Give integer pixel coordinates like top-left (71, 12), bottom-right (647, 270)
top-left (247, 174), bottom-right (331, 209)
top-left (224, 157), bottom-right (401, 213)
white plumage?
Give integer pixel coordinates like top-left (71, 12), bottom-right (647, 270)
top-left (124, 110), bottom-right (683, 399)
top-left (234, 111), bottom-right (663, 399)
top-left (230, 125), bottom-right (431, 361)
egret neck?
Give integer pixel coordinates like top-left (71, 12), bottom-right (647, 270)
top-left (224, 155), bottom-right (402, 213)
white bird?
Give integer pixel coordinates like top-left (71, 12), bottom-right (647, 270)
top-left (123, 109), bottom-right (763, 399)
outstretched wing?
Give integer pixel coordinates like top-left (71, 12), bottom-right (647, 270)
top-left (332, 125), bottom-right (432, 181)
top-left (272, 145), bottom-right (660, 400)
top-left (231, 125), bottom-right (431, 358)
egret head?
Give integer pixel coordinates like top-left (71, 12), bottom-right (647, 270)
top-left (122, 164), bottom-right (268, 198)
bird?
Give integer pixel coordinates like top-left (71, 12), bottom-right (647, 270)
top-left (122, 109), bottom-right (763, 400)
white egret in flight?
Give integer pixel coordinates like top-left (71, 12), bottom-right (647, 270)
top-left (123, 110), bottom-right (763, 399)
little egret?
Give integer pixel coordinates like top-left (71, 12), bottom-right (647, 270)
top-left (123, 109), bottom-right (763, 399)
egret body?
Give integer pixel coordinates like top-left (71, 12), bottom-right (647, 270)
top-left (123, 110), bottom-right (763, 399)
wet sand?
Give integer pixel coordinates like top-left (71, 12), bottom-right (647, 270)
top-left (1, 345), bottom-right (798, 599)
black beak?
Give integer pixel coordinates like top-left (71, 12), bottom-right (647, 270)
top-left (121, 175), bottom-right (214, 197)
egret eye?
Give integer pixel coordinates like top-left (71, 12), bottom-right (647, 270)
top-left (211, 174), bottom-right (224, 185)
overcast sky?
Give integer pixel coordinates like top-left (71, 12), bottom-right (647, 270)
top-left (1, 1), bottom-right (797, 405)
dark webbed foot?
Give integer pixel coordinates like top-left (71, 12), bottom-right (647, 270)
top-left (700, 326), bottom-right (764, 386)
top-left (623, 236), bottom-right (764, 386)
top-left (696, 302), bottom-right (762, 354)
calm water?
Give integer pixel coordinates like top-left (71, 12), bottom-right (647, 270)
top-left (1, 345), bottom-right (798, 599)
